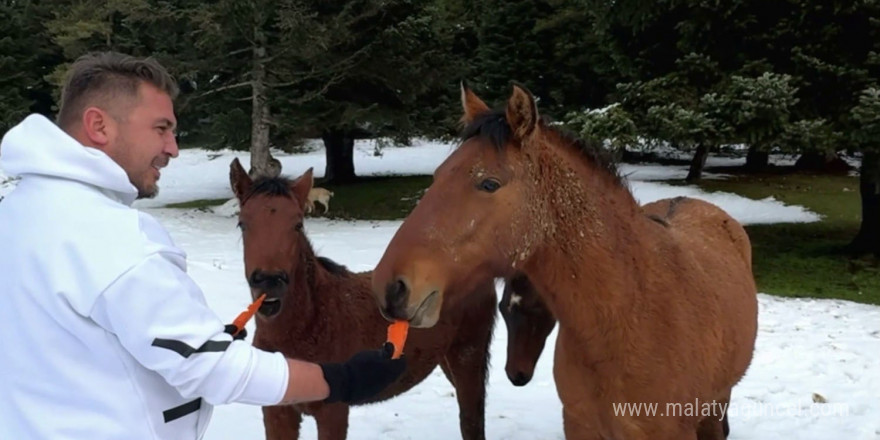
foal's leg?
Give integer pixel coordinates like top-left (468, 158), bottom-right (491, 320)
top-left (262, 405), bottom-right (303, 440)
top-left (439, 293), bottom-right (496, 440)
top-left (313, 403), bottom-right (350, 440)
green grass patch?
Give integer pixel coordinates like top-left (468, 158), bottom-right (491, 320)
top-left (164, 198), bottom-right (229, 210)
top-left (309, 175), bottom-right (432, 221)
top-left (693, 172), bottom-right (880, 305)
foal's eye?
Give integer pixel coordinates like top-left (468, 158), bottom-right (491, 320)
top-left (236, 221), bottom-right (246, 231)
top-left (295, 222), bottom-right (303, 231)
top-left (478, 178), bottom-right (502, 193)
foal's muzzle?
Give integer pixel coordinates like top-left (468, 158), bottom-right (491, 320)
top-left (248, 270), bottom-right (289, 316)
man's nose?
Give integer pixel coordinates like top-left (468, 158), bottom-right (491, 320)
top-left (166, 133), bottom-right (179, 158)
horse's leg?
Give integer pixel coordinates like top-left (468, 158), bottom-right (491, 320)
top-left (313, 403), bottom-right (350, 440)
top-left (439, 294), bottom-right (496, 440)
top-left (560, 405), bottom-right (604, 440)
top-left (262, 405), bottom-right (303, 440)
top-left (696, 391), bottom-right (731, 440)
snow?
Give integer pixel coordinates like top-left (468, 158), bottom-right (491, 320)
top-left (1, 138), bottom-right (877, 439)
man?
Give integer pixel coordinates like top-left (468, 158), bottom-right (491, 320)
top-left (0, 52), bottom-right (405, 439)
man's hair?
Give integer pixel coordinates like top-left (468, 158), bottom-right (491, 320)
top-left (56, 51), bottom-right (179, 130)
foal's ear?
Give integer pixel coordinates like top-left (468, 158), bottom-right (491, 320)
top-left (460, 80), bottom-right (490, 125)
top-left (229, 158), bottom-right (252, 200)
top-left (506, 82), bottom-right (539, 140)
top-left (290, 167), bottom-right (314, 208)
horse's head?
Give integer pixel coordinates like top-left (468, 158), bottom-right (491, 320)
top-left (230, 158), bottom-right (313, 319)
top-left (499, 274), bottom-right (556, 386)
top-left (372, 82), bottom-right (548, 327)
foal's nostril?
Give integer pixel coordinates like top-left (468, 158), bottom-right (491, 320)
top-left (385, 278), bottom-right (409, 309)
top-left (249, 270), bottom-right (288, 290)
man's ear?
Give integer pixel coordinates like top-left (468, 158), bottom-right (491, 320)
top-left (290, 167), bottom-right (314, 208)
top-left (81, 107), bottom-right (113, 148)
top-left (230, 158), bottom-right (252, 200)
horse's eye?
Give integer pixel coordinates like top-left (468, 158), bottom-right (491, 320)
top-left (237, 221), bottom-right (246, 231)
top-left (479, 178), bottom-right (501, 193)
top-left (295, 222), bottom-right (304, 231)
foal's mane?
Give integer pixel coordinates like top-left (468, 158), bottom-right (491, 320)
top-left (240, 175), bottom-right (349, 277)
top-left (242, 177), bottom-right (293, 205)
top-left (460, 109), bottom-right (624, 188)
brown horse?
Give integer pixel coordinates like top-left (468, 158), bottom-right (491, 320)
top-left (370, 83), bottom-right (758, 440)
top-left (499, 273), bottom-right (556, 387)
top-left (229, 158), bottom-right (497, 440)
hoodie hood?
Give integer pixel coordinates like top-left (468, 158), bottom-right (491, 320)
top-left (0, 114), bottom-right (138, 205)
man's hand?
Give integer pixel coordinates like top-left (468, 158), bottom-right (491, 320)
top-left (223, 324), bottom-right (247, 341)
top-left (319, 342), bottom-right (407, 404)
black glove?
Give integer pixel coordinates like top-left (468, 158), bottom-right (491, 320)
top-left (320, 342), bottom-right (407, 404)
top-left (223, 324), bottom-right (248, 341)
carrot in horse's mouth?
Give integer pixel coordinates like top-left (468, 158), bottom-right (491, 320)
top-left (386, 320), bottom-right (409, 359)
top-left (231, 293), bottom-right (267, 336)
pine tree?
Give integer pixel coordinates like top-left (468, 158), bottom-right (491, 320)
top-left (0, 0), bottom-right (61, 132)
top-left (849, 88), bottom-right (880, 255)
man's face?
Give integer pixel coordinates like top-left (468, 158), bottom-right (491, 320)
top-left (106, 82), bottom-right (179, 199)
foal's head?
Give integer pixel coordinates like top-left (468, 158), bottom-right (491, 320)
top-left (230, 158), bottom-right (313, 318)
top-left (500, 274), bottom-right (556, 386)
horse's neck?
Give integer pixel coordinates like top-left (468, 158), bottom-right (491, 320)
top-left (523, 143), bottom-right (658, 339)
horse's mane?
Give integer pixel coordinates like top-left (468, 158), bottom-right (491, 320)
top-left (242, 176), bottom-right (350, 277)
top-left (460, 109), bottom-right (623, 187)
top-left (316, 256), bottom-right (349, 276)
top-left (243, 176), bottom-right (293, 204)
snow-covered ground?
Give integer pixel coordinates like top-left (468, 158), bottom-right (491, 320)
top-left (1, 138), bottom-right (877, 439)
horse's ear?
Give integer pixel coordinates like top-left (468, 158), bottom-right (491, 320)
top-left (230, 157), bottom-right (251, 201)
top-left (460, 80), bottom-right (490, 125)
top-left (506, 82), bottom-right (539, 140)
top-left (290, 167), bottom-right (314, 208)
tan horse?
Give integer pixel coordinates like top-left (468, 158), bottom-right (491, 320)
top-left (369, 83), bottom-right (758, 440)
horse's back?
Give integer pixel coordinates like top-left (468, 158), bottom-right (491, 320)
top-left (643, 196), bottom-right (752, 268)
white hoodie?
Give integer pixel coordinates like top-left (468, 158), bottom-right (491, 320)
top-left (0, 114), bottom-right (288, 439)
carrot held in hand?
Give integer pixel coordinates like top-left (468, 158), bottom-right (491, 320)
top-left (231, 293), bottom-right (267, 336)
top-left (386, 320), bottom-right (409, 359)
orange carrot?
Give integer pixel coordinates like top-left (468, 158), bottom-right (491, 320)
top-left (386, 320), bottom-right (409, 359)
top-left (232, 293), bottom-right (267, 336)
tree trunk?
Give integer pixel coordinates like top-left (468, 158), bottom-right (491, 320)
top-left (322, 130), bottom-right (356, 184)
top-left (745, 145), bottom-right (769, 171)
top-left (686, 144), bottom-right (709, 182)
top-left (794, 150), bottom-right (852, 174)
top-left (247, 7), bottom-right (279, 179)
top-left (850, 151), bottom-right (880, 256)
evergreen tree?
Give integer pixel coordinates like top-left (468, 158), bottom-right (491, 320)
top-left (849, 88), bottom-right (880, 255)
top-left (267, 0), bottom-right (461, 183)
top-left (0, 0), bottom-right (61, 132)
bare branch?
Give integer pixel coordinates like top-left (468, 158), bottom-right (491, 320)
top-left (198, 80), bottom-right (253, 97)
top-left (265, 45), bottom-right (369, 88)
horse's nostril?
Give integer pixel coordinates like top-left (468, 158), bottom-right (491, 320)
top-left (249, 270), bottom-right (288, 289)
top-left (385, 278), bottom-right (409, 308)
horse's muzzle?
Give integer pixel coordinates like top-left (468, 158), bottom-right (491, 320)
top-left (248, 269), bottom-right (289, 317)
top-left (507, 370), bottom-right (532, 387)
top-left (383, 278), bottom-right (410, 320)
